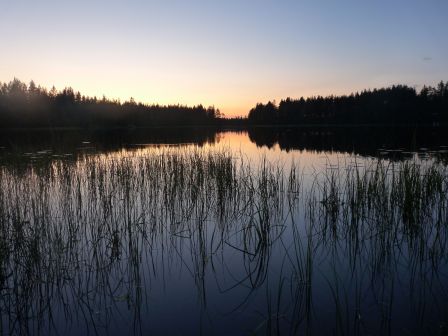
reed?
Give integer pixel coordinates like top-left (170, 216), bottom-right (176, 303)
top-left (0, 147), bottom-right (446, 335)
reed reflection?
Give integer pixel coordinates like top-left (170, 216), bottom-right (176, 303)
top-left (0, 146), bottom-right (446, 335)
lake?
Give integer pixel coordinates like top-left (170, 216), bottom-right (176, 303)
top-left (0, 127), bottom-right (447, 335)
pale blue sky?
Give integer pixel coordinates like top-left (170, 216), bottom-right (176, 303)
top-left (1, 0), bottom-right (447, 116)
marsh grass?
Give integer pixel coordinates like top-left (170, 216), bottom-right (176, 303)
top-left (0, 147), bottom-right (447, 335)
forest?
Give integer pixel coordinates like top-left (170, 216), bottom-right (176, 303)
top-left (0, 79), bottom-right (220, 128)
top-left (248, 82), bottom-right (448, 126)
top-left (2, 79), bottom-right (448, 128)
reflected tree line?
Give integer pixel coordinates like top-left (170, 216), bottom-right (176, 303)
top-left (248, 82), bottom-right (448, 125)
top-left (1, 127), bottom-right (448, 164)
top-left (0, 79), bottom-right (221, 128)
top-left (0, 127), bottom-right (217, 155)
top-left (248, 126), bottom-right (448, 159)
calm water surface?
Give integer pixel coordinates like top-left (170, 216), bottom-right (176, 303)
top-left (0, 128), bottom-right (447, 335)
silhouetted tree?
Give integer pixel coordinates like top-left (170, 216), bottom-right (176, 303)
top-left (0, 79), bottom-right (221, 128)
top-left (248, 83), bottom-right (448, 126)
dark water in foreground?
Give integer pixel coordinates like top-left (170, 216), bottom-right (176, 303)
top-left (0, 127), bottom-right (447, 335)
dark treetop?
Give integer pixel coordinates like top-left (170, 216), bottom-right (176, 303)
top-left (0, 79), bottom-right (221, 128)
top-left (248, 82), bottom-right (448, 126)
top-left (1, 79), bottom-right (448, 129)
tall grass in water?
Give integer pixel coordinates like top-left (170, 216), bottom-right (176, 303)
top-left (0, 147), bottom-right (446, 335)
top-left (301, 158), bottom-right (448, 335)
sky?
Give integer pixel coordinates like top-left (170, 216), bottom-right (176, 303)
top-left (1, 0), bottom-right (447, 117)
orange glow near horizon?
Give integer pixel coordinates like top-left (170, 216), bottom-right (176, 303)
top-left (1, 72), bottom-right (412, 119)
top-left (1, 1), bottom-right (447, 118)
top-left (2, 71), bottom-right (445, 118)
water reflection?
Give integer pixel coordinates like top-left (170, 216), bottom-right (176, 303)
top-left (0, 129), bottom-right (447, 335)
top-left (248, 126), bottom-right (448, 160)
top-left (0, 127), bottom-right (217, 156)
top-left (1, 127), bottom-right (448, 163)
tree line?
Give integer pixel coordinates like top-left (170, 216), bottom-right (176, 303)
top-left (2, 78), bottom-right (448, 128)
top-left (248, 82), bottom-right (448, 126)
top-left (0, 79), bottom-right (221, 128)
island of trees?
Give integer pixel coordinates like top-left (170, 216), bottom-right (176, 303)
top-left (1, 78), bottom-right (447, 128)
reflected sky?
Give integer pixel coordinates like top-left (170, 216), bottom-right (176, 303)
top-left (1, 128), bottom-right (447, 335)
top-left (1, 1), bottom-right (447, 116)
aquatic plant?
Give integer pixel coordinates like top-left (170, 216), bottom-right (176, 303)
top-left (0, 147), bottom-right (446, 335)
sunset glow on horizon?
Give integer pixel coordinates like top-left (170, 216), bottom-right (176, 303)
top-left (1, 0), bottom-right (447, 117)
